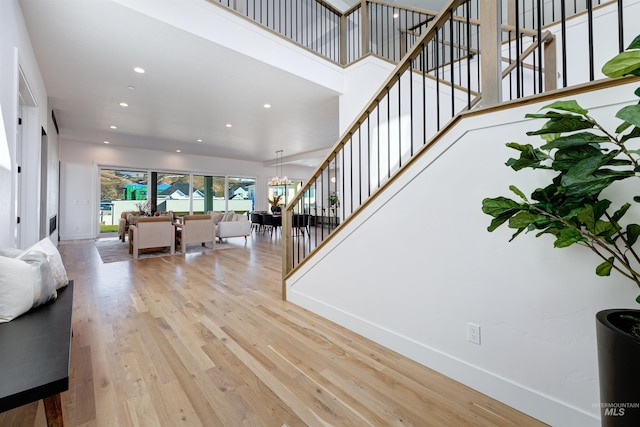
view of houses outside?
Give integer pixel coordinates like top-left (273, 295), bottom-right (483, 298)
top-left (100, 169), bottom-right (256, 233)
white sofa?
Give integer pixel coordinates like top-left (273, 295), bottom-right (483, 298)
top-left (215, 213), bottom-right (251, 242)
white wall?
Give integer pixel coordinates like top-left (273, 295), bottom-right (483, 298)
top-left (113, 0), bottom-right (345, 93)
top-left (58, 139), bottom-right (313, 240)
top-left (286, 81), bottom-right (640, 426)
top-left (339, 56), bottom-right (395, 135)
top-left (0, 0), bottom-right (56, 249)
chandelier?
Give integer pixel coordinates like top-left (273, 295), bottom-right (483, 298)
top-left (269, 150), bottom-right (291, 186)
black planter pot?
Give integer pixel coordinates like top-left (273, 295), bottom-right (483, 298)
top-left (596, 309), bottom-right (640, 426)
top-left (271, 206), bottom-right (281, 214)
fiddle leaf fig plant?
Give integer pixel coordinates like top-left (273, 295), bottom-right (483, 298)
top-left (482, 35), bottom-right (640, 303)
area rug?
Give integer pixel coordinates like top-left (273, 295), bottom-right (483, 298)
top-left (94, 237), bottom-right (230, 263)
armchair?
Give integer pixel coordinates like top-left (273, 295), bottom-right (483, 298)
top-left (129, 216), bottom-right (175, 259)
top-left (176, 214), bottom-right (216, 252)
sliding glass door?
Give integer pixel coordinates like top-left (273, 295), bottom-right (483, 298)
top-left (153, 172), bottom-right (189, 215)
top-left (192, 174), bottom-right (225, 213)
top-left (99, 168), bottom-right (147, 234)
top-left (227, 176), bottom-right (255, 216)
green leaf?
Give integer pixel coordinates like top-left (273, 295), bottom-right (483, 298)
top-left (635, 196), bottom-right (640, 203)
top-left (612, 203), bottom-right (631, 222)
top-left (635, 87), bottom-right (640, 98)
top-left (616, 105), bottom-right (640, 128)
top-left (509, 185), bottom-right (528, 201)
top-left (554, 228), bottom-right (587, 248)
top-left (594, 200), bottom-right (613, 220)
top-left (487, 214), bottom-right (513, 232)
top-left (616, 121), bottom-right (633, 134)
top-left (561, 169), bottom-right (634, 197)
top-left (509, 227), bottom-right (526, 242)
top-left (482, 198), bottom-right (526, 232)
top-left (540, 132), bottom-right (609, 150)
top-left (482, 197), bottom-right (522, 217)
top-left (552, 145), bottom-right (606, 171)
top-left (505, 143), bottom-right (550, 170)
top-left (596, 257), bottom-right (615, 276)
top-left (628, 35), bottom-right (640, 50)
top-left (508, 211), bottom-right (545, 229)
top-left (602, 50), bottom-right (640, 78)
top-left (525, 112), bottom-right (582, 120)
top-left (636, 295), bottom-right (640, 305)
top-left (565, 151), bottom-right (619, 181)
top-left (594, 220), bottom-right (615, 237)
top-left (577, 205), bottom-right (596, 231)
top-left (621, 126), bottom-right (640, 144)
top-left (540, 132), bottom-right (560, 143)
top-left (540, 100), bottom-right (588, 116)
top-left (627, 224), bottom-right (640, 246)
top-left (526, 117), bottom-right (595, 135)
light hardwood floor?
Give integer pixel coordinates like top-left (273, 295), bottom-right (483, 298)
top-left (0, 234), bottom-right (547, 426)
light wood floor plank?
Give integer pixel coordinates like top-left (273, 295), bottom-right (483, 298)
top-left (0, 235), bottom-right (547, 426)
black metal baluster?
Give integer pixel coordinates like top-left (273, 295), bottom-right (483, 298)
top-left (377, 104), bottom-right (381, 189)
top-left (349, 133), bottom-right (353, 214)
top-left (397, 74), bottom-right (402, 169)
top-left (515, 0), bottom-right (522, 98)
top-left (618, 0), bottom-right (624, 53)
top-left (537, 0), bottom-right (543, 93)
top-left (423, 43), bottom-right (427, 145)
top-left (409, 58), bottom-right (414, 157)
top-left (466, 0), bottom-right (472, 108)
top-left (587, 0), bottom-right (594, 81)
top-left (358, 123), bottom-right (362, 206)
top-left (386, 88), bottom-right (391, 179)
top-left (449, 10), bottom-right (455, 118)
top-left (435, 29), bottom-right (441, 130)
top-left (367, 110), bottom-right (371, 198)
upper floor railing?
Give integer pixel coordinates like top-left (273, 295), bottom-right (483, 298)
top-left (280, 0), bottom-right (631, 279)
top-left (207, 0), bottom-right (438, 66)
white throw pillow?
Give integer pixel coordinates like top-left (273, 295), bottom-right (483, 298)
top-left (0, 256), bottom-right (36, 323)
top-left (23, 238), bottom-right (69, 289)
top-left (222, 210), bottom-right (235, 222)
top-left (18, 249), bottom-right (57, 307)
top-left (211, 212), bottom-right (224, 224)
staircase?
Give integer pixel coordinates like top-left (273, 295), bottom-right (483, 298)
top-left (280, 0), bottom-right (631, 277)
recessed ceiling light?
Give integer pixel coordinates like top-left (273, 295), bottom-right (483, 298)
top-left (226, 123), bottom-right (232, 128)
top-left (127, 85), bottom-right (135, 90)
top-left (264, 103), bottom-right (271, 109)
top-left (176, 149), bottom-right (181, 153)
top-left (109, 125), bottom-right (117, 129)
top-left (196, 139), bottom-right (203, 142)
top-left (119, 102), bottom-right (128, 107)
top-left (133, 67), bottom-right (145, 74)
top-left (103, 141), bottom-right (110, 144)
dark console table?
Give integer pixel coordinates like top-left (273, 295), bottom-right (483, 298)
top-left (0, 281), bottom-right (74, 426)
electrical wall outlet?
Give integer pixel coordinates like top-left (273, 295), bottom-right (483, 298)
top-left (467, 322), bottom-right (481, 345)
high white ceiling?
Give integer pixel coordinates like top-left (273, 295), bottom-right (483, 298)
top-left (18, 0), bottom-right (346, 166)
top-left (18, 0), bottom-right (445, 165)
